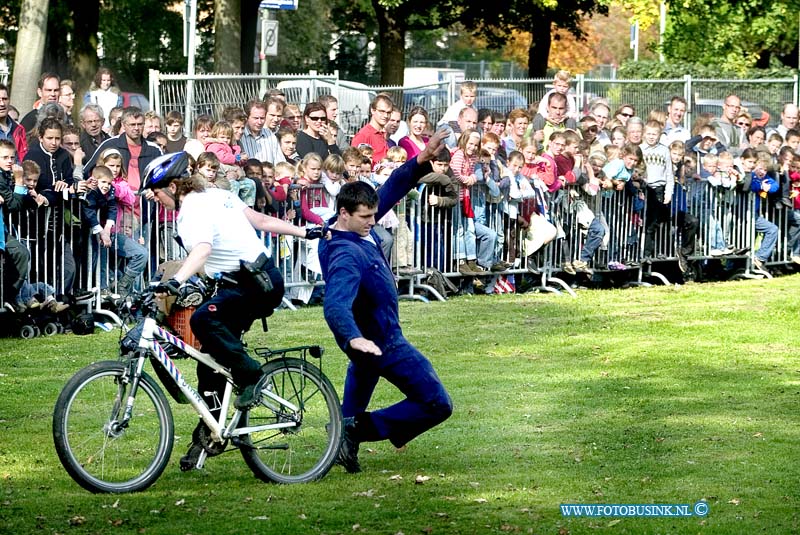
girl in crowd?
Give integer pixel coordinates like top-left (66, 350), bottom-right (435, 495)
top-left (398, 106), bottom-right (430, 160)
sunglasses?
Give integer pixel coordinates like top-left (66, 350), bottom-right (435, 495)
top-left (736, 122), bottom-right (751, 127)
top-left (620, 113), bottom-right (633, 118)
top-left (307, 115), bottom-right (327, 122)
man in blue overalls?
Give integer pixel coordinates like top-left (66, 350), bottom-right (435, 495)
top-left (319, 130), bottom-right (453, 473)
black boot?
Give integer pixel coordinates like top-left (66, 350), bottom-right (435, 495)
top-left (336, 417), bottom-right (361, 473)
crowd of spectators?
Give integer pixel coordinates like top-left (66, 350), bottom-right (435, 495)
top-left (2, 67), bottom-right (800, 312)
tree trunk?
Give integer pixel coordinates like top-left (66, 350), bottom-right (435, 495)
top-left (67, 0), bottom-right (100, 120)
top-left (373, 0), bottom-right (406, 86)
top-left (527, 20), bottom-right (552, 78)
top-left (240, 0), bottom-right (261, 73)
top-left (11, 0), bottom-right (49, 114)
top-left (214, 0), bottom-right (242, 72)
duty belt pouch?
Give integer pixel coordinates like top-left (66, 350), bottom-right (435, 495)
top-left (239, 253), bottom-right (273, 293)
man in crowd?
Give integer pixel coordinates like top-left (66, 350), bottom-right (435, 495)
top-left (265, 97), bottom-right (284, 134)
top-left (20, 73), bottom-right (61, 131)
top-left (0, 84), bottom-right (27, 160)
top-left (239, 99), bottom-right (285, 165)
top-left (775, 103), bottom-right (798, 139)
top-left (661, 96), bottom-right (690, 145)
top-left (713, 94), bottom-right (742, 152)
top-left (79, 104), bottom-right (109, 164)
top-left (442, 106), bottom-right (478, 150)
top-left (532, 92), bottom-right (577, 152)
top-left (351, 94), bottom-right (393, 162)
top-left (589, 100), bottom-right (611, 147)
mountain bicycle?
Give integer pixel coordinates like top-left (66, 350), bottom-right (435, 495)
top-left (52, 287), bottom-right (343, 493)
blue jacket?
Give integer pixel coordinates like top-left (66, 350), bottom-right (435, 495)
top-left (319, 157), bottom-right (432, 353)
top-left (749, 171), bottom-right (780, 216)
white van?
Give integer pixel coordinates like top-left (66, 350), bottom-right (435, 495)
top-left (276, 79), bottom-right (375, 136)
top-left (403, 67), bottom-right (465, 88)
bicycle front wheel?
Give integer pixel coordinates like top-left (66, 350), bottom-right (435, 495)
top-left (239, 357), bottom-right (342, 484)
top-left (53, 360), bottom-right (174, 493)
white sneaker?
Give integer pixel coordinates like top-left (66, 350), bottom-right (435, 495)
top-left (709, 249), bottom-right (724, 257)
top-left (752, 257), bottom-right (766, 271)
top-left (792, 255), bottom-right (800, 265)
top-left (722, 247), bottom-right (735, 255)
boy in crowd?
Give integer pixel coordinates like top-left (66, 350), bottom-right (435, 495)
top-left (82, 165), bottom-right (147, 297)
top-left (746, 152), bottom-right (780, 271)
top-left (0, 139), bottom-right (30, 311)
top-left (164, 111), bottom-right (187, 153)
top-left (439, 81), bottom-right (477, 125)
top-left (640, 120), bottom-right (674, 262)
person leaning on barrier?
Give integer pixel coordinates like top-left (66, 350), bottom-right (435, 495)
top-left (319, 129), bottom-right (453, 474)
top-left (143, 151), bottom-right (323, 470)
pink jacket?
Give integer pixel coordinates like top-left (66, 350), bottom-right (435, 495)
top-left (205, 141), bottom-right (241, 166)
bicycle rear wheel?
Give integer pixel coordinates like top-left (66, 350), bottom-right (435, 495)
top-left (53, 360), bottom-right (174, 493)
top-left (239, 357), bottom-right (342, 484)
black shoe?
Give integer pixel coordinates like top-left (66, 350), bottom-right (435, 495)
top-left (336, 417), bottom-right (361, 473)
top-left (180, 441), bottom-right (204, 472)
top-left (234, 373), bottom-right (270, 410)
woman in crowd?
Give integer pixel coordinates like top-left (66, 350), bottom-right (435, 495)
top-left (398, 106), bottom-right (430, 160)
top-left (296, 102), bottom-right (340, 160)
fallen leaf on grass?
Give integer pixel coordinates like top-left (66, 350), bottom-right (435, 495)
top-left (753, 432), bottom-right (763, 438)
top-left (352, 524), bottom-right (360, 531)
top-left (389, 474), bottom-right (403, 481)
top-left (353, 489), bottom-right (376, 497)
top-left (469, 482), bottom-right (480, 488)
top-left (415, 475), bottom-right (431, 484)
top-left (174, 499), bottom-right (185, 506)
top-left (109, 519), bottom-right (124, 527)
top-left (69, 516), bottom-right (85, 526)
top-left (728, 498), bottom-right (740, 505)
top-left (251, 516), bottom-right (269, 520)
top-left (298, 513), bottom-right (307, 519)
top-left (474, 498), bottom-right (488, 504)
top-left (434, 512), bottom-right (449, 518)
top-left (607, 519), bottom-right (621, 527)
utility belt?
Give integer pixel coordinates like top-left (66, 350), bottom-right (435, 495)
top-left (216, 253), bottom-right (275, 294)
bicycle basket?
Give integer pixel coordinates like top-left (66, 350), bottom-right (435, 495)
top-left (166, 306), bottom-right (202, 350)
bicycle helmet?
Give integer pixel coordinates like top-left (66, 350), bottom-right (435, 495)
top-left (140, 151), bottom-right (191, 192)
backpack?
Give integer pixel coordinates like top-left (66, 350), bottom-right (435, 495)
top-left (424, 267), bottom-right (459, 299)
top-left (71, 313), bottom-right (96, 335)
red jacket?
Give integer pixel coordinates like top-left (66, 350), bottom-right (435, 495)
top-left (0, 118), bottom-right (28, 161)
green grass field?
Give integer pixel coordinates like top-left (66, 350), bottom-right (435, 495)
top-left (1, 276), bottom-right (799, 534)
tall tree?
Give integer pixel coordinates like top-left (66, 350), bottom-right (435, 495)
top-left (463, 0), bottom-right (608, 78)
top-left (11, 0), bottom-right (49, 112)
top-left (214, 0), bottom-right (242, 72)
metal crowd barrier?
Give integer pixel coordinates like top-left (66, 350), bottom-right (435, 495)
top-left (2, 177), bottom-right (797, 329)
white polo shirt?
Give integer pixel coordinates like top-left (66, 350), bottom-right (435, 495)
top-left (177, 188), bottom-right (267, 276)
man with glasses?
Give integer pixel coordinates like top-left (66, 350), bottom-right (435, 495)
top-left (79, 104), bottom-right (109, 164)
top-left (713, 94), bottom-right (742, 153)
top-left (661, 96), bottom-right (690, 145)
top-left (84, 107), bottom-right (162, 193)
top-left (351, 95), bottom-right (394, 162)
top-left (589, 100), bottom-right (611, 147)
top-left (0, 84), bottom-right (27, 160)
top-left (239, 99), bottom-right (285, 165)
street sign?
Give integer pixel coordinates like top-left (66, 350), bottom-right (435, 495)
top-left (263, 19), bottom-right (279, 57)
top-left (259, 0), bottom-right (298, 10)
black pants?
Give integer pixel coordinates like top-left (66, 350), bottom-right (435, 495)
top-left (190, 265), bottom-right (284, 416)
top-left (677, 211), bottom-right (699, 257)
top-left (2, 236), bottom-right (29, 303)
top-left (644, 186), bottom-right (668, 258)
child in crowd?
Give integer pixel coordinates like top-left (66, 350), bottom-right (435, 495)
top-left (667, 141), bottom-right (699, 272)
top-left (277, 127), bottom-right (299, 165)
top-left (603, 143), bottom-right (640, 190)
top-left (82, 165), bottom-right (147, 297)
top-left (787, 155), bottom-right (800, 263)
top-left (697, 153), bottom-right (733, 256)
top-left (341, 147), bottom-right (362, 181)
top-left (321, 154), bottom-right (347, 207)
top-left (164, 111), bottom-right (187, 152)
top-left (640, 120), bottom-right (674, 261)
top-left (537, 70), bottom-right (578, 120)
top-left (451, 128), bottom-right (496, 278)
top-left (439, 81), bottom-right (477, 125)
top-left (195, 152), bottom-right (222, 188)
top-left (61, 125), bottom-right (85, 183)
top-left (748, 152), bottom-right (780, 270)
top-left (474, 133), bottom-right (506, 269)
top-left (297, 153), bottom-right (330, 226)
top-left (99, 148), bottom-right (144, 246)
top-left (766, 133), bottom-right (783, 163)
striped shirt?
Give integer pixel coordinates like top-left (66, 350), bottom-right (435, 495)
top-left (239, 127), bottom-right (285, 165)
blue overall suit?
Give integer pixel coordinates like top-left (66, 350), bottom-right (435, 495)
top-left (319, 157), bottom-right (453, 448)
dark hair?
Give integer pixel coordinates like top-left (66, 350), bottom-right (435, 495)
top-left (244, 99), bottom-right (267, 117)
top-left (740, 147), bottom-right (758, 160)
top-left (38, 117), bottom-right (63, 137)
top-left (406, 105), bottom-right (429, 124)
top-left (93, 67), bottom-right (114, 89)
top-left (433, 148), bottom-right (451, 163)
top-left (303, 102), bottom-right (327, 118)
top-left (0, 139), bottom-right (16, 152)
top-left (547, 92), bottom-right (567, 106)
top-left (786, 128), bottom-right (800, 140)
top-left (477, 108), bottom-right (493, 123)
top-left (336, 181), bottom-right (379, 214)
top-left (38, 72), bottom-right (61, 89)
top-left (277, 127), bottom-right (296, 141)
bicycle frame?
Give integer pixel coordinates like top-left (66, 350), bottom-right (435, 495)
top-left (127, 316), bottom-right (300, 466)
